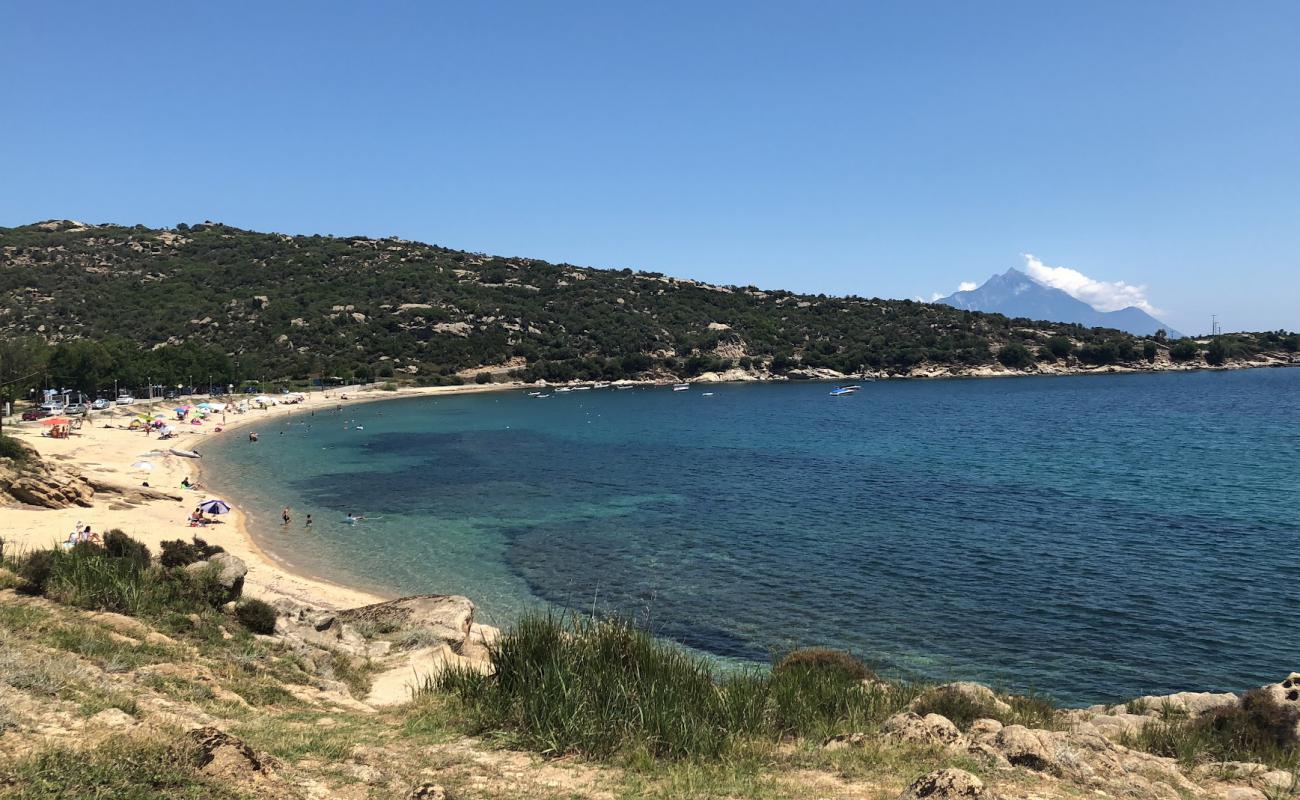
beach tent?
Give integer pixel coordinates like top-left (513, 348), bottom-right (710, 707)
top-left (197, 499), bottom-right (231, 515)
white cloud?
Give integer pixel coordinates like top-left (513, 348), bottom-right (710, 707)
top-left (1021, 253), bottom-right (1163, 315)
top-left (957, 281), bottom-right (978, 292)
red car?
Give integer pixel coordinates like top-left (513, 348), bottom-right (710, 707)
top-left (21, 408), bottom-right (49, 421)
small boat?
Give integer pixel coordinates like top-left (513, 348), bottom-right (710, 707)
top-left (169, 447), bottom-right (202, 459)
top-left (614, 384), bottom-right (635, 390)
top-left (573, 385), bottom-right (592, 391)
top-left (555, 387), bottom-right (573, 393)
top-left (526, 391), bottom-right (542, 397)
top-left (535, 393), bottom-right (551, 398)
top-left (829, 386), bottom-right (859, 396)
top-left (593, 382), bottom-right (610, 389)
top-left (702, 392), bottom-right (714, 397)
top-left (672, 384), bottom-right (690, 392)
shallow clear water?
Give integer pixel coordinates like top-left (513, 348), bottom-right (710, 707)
top-left (203, 369), bottom-right (1300, 705)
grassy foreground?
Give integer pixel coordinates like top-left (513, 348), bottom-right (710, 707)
top-left (429, 612), bottom-right (1054, 761)
top-left (2, 535), bottom-right (1298, 798)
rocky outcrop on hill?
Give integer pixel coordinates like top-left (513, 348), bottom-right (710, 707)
top-left (0, 446), bottom-right (95, 509)
top-left (185, 552), bottom-right (247, 602)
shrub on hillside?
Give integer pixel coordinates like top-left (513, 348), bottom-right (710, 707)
top-left (0, 435), bottom-right (28, 463)
top-left (1131, 689), bottom-right (1299, 770)
top-left (159, 540), bottom-right (201, 568)
top-left (774, 648), bottom-right (873, 683)
top-left (235, 599), bottom-right (279, 635)
top-left (911, 686), bottom-right (1001, 729)
top-left (432, 613), bottom-right (911, 760)
top-left (103, 530), bottom-right (150, 568)
top-left (17, 550), bottom-right (55, 595)
top-left (159, 537), bottom-right (223, 568)
top-left (1170, 340), bottom-right (1199, 362)
top-left (996, 342), bottom-right (1034, 369)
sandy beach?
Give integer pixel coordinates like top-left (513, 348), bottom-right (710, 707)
top-left (0, 382), bottom-right (521, 611)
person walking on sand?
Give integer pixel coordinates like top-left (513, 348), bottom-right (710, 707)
top-left (282, 506), bottom-right (291, 525)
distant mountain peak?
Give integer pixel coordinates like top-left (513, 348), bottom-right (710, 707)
top-left (936, 270), bottom-right (1182, 338)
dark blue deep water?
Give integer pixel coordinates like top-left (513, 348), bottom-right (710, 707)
top-left (204, 369), bottom-right (1300, 705)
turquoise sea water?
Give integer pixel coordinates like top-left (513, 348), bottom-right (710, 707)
top-left (202, 369), bottom-right (1300, 705)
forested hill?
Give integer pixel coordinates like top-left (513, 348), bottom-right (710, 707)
top-left (1, 220), bottom-right (1295, 389)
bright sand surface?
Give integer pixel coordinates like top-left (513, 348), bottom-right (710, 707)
top-left (0, 383), bottom-right (520, 611)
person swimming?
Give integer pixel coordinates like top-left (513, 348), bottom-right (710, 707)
top-left (344, 512), bottom-right (366, 524)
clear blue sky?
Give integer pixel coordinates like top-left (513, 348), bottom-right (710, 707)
top-left (2, 2), bottom-right (1297, 334)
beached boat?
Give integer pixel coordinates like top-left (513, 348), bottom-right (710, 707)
top-left (169, 447), bottom-right (202, 459)
top-left (593, 382), bottom-right (610, 389)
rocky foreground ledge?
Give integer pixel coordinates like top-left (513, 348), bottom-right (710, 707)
top-left (1, 570), bottom-right (1296, 799)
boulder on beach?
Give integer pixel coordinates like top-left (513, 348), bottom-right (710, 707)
top-left (185, 552), bottom-right (247, 602)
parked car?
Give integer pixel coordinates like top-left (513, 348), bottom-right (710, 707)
top-left (63, 403), bottom-right (87, 416)
top-left (91, 398), bottom-right (111, 410)
top-left (38, 402), bottom-right (66, 415)
top-left (115, 395), bottom-right (135, 406)
top-left (21, 408), bottom-right (49, 421)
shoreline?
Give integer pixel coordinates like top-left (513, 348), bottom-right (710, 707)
top-left (3, 357), bottom-right (1295, 614)
top-left (0, 381), bottom-right (522, 612)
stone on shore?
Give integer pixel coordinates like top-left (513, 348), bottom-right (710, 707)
top-left (899, 768), bottom-right (986, 798)
top-left (185, 552), bottom-right (247, 602)
top-left (881, 711), bottom-right (963, 745)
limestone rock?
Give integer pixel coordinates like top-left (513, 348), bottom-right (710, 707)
top-left (881, 711), bottom-right (962, 745)
top-left (407, 784), bottom-right (447, 800)
top-left (910, 682), bottom-right (1013, 717)
top-left (338, 594), bottom-right (475, 650)
top-left (968, 718), bottom-right (1003, 737)
top-left (1258, 672), bottom-right (1300, 708)
top-left (185, 553), bottom-right (247, 602)
top-left (459, 622), bottom-right (499, 662)
top-left (6, 468), bottom-right (95, 509)
top-left (899, 768), bottom-right (986, 798)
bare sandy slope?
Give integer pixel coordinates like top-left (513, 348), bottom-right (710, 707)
top-left (0, 382), bottom-right (521, 610)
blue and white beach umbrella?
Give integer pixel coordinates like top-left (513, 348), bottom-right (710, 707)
top-left (198, 499), bottom-right (231, 515)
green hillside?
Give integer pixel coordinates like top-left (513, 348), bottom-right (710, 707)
top-left (0, 220), bottom-right (1294, 394)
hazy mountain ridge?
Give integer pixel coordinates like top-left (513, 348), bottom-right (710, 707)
top-left (937, 268), bottom-right (1184, 338)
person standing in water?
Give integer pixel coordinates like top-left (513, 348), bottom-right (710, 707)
top-left (282, 506), bottom-right (291, 525)
top-left (305, 514), bottom-right (312, 529)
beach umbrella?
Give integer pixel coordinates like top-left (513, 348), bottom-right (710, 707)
top-left (174, 407), bottom-right (188, 413)
top-left (197, 499), bottom-right (231, 515)
top-left (196, 402), bottom-right (212, 409)
top-left (130, 461), bottom-right (154, 471)
top-left (159, 426), bottom-right (175, 435)
top-left (41, 417), bottom-right (70, 426)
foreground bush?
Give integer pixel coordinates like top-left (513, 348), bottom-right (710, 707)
top-left (102, 529), bottom-right (150, 569)
top-left (158, 537), bottom-right (224, 568)
top-left (0, 434), bottom-right (28, 464)
top-left (0, 732), bottom-right (245, 800)
top-left (1130, 689), bottom-right (1300, 770)
top-left (235, 599), bottom-right (279, 635)
top-left (15, 536), bottom-right (231, 618)
top-left (774, 648), bottom-right (873, 683)
top-left (433, 612), bottom-right (913, 760)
